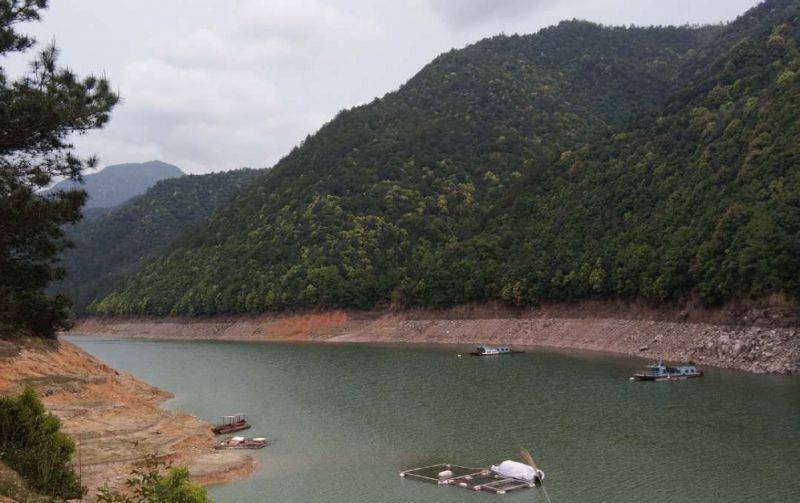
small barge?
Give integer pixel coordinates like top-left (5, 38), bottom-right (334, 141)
top-left (212, 413), bottom-right (251, 435)
top-left (470, 345), bottom-right (524, 356)
top-left (631, 360), bottom-right (703, 381)
top-left (214, 436), bottom-right (271, 450)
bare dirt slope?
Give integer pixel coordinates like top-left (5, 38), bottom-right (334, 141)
top-left (0, 461), bottom-right (30, 503)
top-left (0, 339), bottom-right (254, 499)
top-left (74, 302), bottom-right (799, 374)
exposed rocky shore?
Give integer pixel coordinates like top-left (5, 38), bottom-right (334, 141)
top-left (73, 302), bottom-right (799, 374)
top-left (0, 339), bottom-right (254, 500)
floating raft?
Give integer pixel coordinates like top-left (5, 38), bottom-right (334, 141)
top-left (214, 436), bottom-right (271, 450)
top-left (400, 463), bottom-right (537, 495)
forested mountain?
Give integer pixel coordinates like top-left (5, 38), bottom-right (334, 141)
top-left (45, 161), bottom-right (184, 209)
top-left (55, 169), bottom-right (262, 312)
top-left (94, 0), bottom-right (800, 316)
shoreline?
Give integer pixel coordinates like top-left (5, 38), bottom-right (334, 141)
top-left (72, 304), bottom-right (799, 375)
top-left (0, 339), bottom-right (255, 499)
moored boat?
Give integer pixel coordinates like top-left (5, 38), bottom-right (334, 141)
top-left (469, 344), bottom-right (524, 356)
top-left (631, 360), bottom-right (703, 381)
top-left (212, 413), bottom-right (251, 434)
top-left (215, 436), bottom-right (271, 450)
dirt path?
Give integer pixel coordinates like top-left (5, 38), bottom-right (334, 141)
top-left (0, 339), bottom-right (254, 499)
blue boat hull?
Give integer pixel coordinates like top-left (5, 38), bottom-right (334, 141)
top-left (632, 372), bottom-right (703, 381)
top-left (469, 351), bottom-right (525, 356)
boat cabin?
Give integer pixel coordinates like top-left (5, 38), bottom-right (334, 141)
top-left (220, 413), bottom-right (247, 426)
top-left (212, 413), bottom-right (251, 434)
top-left (476, 345), bottom-right (512, 355)
top-left (646, 361), bottom-right (699, 377)
top-left (632, 360), bottom-right (703, 381)
top-left (469, 345), bottom-right (523, 356)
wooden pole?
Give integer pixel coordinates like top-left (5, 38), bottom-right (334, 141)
top-left (520, 448), bottom-right (553, 503)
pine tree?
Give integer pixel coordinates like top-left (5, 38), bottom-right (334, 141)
top-left (0, 0), bottom-right (118, 338)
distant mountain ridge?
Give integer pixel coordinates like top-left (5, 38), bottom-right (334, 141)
top-left (46, 160), bottom-right (184, 209)
top-left (54, 169), bottom-right (263, 312)
top-left (91, 0), bottom-right (799, 316)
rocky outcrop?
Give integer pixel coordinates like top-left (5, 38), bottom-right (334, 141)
top-left (689, 326), bottom-right (799, 374)
top-left (328, 316), bottom-right (799, 374)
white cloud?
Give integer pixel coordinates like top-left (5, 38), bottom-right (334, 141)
top-left (427, 0), bottom-right (556, 28)
top-left (237, 0), bottom-right (381, 42)
top-left (122, 59), bottom-right (278, 119)
top-left (149, 28), bottom-right (297, 69)
top-left (74, 132), bottom-right (164, 170)
top-left (79, 0), bottom-right (383, 172)
top-left (99, 59), bottom-right (326, 172)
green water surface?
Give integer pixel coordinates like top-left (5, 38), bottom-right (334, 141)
top-left (67, 337), bottom-right (800, 503)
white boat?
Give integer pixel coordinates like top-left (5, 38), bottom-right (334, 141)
top-left (469, 345), bottom-right (524, 356)
top-left (631, 360), bottom-right (703, 381)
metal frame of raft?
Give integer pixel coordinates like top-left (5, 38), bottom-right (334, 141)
top-left (400, 463), bottom-right (537, 495)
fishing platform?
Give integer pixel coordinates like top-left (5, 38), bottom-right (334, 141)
top-left (215, 436), bottom-right (271, 450)
top-left (400, 463), bottom-right (539, 495)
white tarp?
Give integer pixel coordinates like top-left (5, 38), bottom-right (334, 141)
top-left (491, 460), bottom-right (536, 481)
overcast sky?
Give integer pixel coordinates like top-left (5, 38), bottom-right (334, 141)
top-left (5, 0), bottom-right (761, 174)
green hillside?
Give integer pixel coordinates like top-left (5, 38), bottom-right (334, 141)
top-left (55, 169), bottom-right (262, 312)
top-left (507, 0), bottom-right (800, 305)
top-left (94, 0), bottom-right (799, 316)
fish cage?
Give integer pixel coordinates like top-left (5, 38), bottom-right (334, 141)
top-left (400, 463), bottom-right (537, 495)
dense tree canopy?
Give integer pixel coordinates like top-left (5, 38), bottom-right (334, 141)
top-left (53, 169), bottom-right (262, 312)
top-left (94, 0), bottom-right (799, 316)
top-left (0, 0), bottom-right (118, 337)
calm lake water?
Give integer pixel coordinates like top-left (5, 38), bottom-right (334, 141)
top-left (67, 337), bottom-right (800, 503)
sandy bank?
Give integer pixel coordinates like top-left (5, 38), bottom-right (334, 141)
top-left (0, 339), bottom-right (254, 499)
top-left (72, 303), bottom-right (799, 374)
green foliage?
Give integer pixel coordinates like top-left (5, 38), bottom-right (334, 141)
top-left (96, 0), bottom-right (800, 315)
top-left (96, 455), bottom-right (211, 503)
top-left (53, 169), bottom-right (262, 312)
top-left (0, 0), bottom-right (118, 338)
top-left (0, 388), bottom-right (83, 500)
